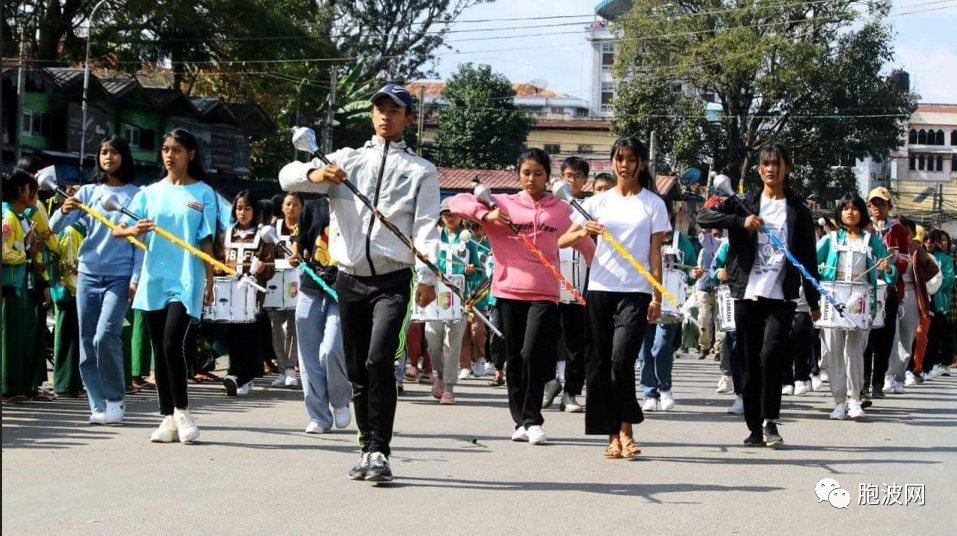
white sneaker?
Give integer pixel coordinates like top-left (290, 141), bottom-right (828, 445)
top-left (305, 421), bottom-right (328, 434)
top-left (940, 365), bottom-right (952, 377)
top-left (811, 375), bottom-right (824, 392)
top-left (727, 396), bottom-right (744, 414)
top-left (830, 403), bottom-right (847, 420)
top-left (892, 381), bottom-right (905, 394)
top-left (150, 416), bottom-right (179, 443)
top-left (930, 365), bottom-right (943, 379)
top-left (458, 368), bottom-right (473, 380)
top-left (333, 406), bottom-right (351, 429)
top-left (173, 409), bottom-right (199, 443)
top-left (284, 370), bottom-right (299, 387)
top-left (905, 371), bottom-right (917, 386)
top-left (882, 375), bottom-right (895, 393)
top-left (659, 391), bottom-right (676, 411)
top-left (511, 426), bottom-right (529, 442)
top-left (236, 381), bottom-right (252, 396)
top-left (921, 371), bottom-right (932, 382)
top-left (484, 362), bottom-right (496, 377)
top-left (794, 381), bottom-right (810, 396)
top-left (89, 410), bottom-right (106, 425)
top-left (472, 361), bottom-right (486, 378)
top-left (781, 384), bottom-right (794, 396)
top-left (103, 400), bottom-right (125, 424)
top-left (270, 372), bottom-right (287, 388)
top-left (847, 399), bottom-right (865, 420)
top-left (716, 375), bottom-right (733, 394)
top-left (561, 393), bottom-right (583, 413)
top-left (526, 425), bottom-right (546, 445)
top-left (642, 398), bottom-right (659, 412)
top-left (819, 370), bottom-right (830, 383)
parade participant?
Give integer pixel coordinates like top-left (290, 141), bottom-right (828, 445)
top-left (464, 221), bottom-right (495, 379)
top-left (543, 156), bottom-right (590, 413)
top-left (218, 191), bottom-right (275, 396)
top-left (922, 230), bottom-right (954, 380)
top-left (51, 136), bottom-right (144, 420)
top-left (698, 143), bottom-right (821, 448)
top-left (280, 84), bottom-right (440, 482)
top-left (693, 228), bottom-right (723, 360)
top-left (452, 148), bottom-right (595, 445)
top-left (290, 195), bottom-right (351, 433)
top-left (781, 286), bottom-right (814, 397)
top-left (425, 198), bottom-right (478, 405)
top-left (711, 240), bottom-right (745, 414)
top-left (468, 223), bottom-right (506, 388)
top-left (559, 137), bottom-right (668, 459)
top-left (49, 218), bottom-right (85, 398)
top-left (639, 228), bottom-right (695, 412)
top-left (592, 172), bottom-right (615, 193)
top-left (114, 128), bottom-right (217, 444)
top-left (895, 219), bottom-right (938, 386)
top-left (2, 169), bottom-right (44, 402)
top-left (816, 193), bottom-right (896, 420)
top-left (269, 192), bottom-right (304, 388)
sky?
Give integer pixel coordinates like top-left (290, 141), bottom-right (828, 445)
top-left (431, 0), bottom-right (957, 105)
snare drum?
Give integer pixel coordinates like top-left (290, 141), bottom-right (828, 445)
top-left (872, 280), bottom-right (888, 329)
top-left (657, 268), bottom-right (688, 325)
top-left (559, 248), bottom-right (587, 304)
top-left (716, 285), bottom-right (736, 332)
top-left (202, 276), bottom-right (258, 323)
top-left (412, 274), bottom-right (465, 323)
top-left (814, 281), bottom-right (871, 331)
top-left (263, 267), bottom-right (300, 310)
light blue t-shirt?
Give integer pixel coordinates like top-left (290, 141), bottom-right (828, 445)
top-left (126, 179), bottom-right (217, 319)
top-left (50, 183), bottom-right (144, 284)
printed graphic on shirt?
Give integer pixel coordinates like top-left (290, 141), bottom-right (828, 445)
top-left (313, 226), bottom-right (332, 267)
top-left (753, 223), bottom-right (786, 275)
top-left (188, 200), bottom-right (205, 213)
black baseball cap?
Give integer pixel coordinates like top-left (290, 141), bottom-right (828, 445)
top-left (370, 84), bottom-right (414, 112)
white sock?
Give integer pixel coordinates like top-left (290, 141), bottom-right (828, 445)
top-left (557, 361), bottom-right (566, 383)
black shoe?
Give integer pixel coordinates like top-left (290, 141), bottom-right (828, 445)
top-left (697, 348), bottom-right (708, 360)
top-left (861, 399), bottom-right (873, 409)
top-left (763, 422), bottom-right (784, 448)
top-left (364, 452), bottom-right (394, 482)
top-left (871, 387), bottom-right (886, 399)
top-left (397, 383), bottom-right (404, 395)
top-left (223, 376), bottom-right (238, 397)
top-left (713, 354), bottom-right (721, 362)
top-left (542, 379), bottom-right (562, 409)
top-left (348, 453), bottom-right (370, 481)
top-left (743, 431), bottom-right (763, 446)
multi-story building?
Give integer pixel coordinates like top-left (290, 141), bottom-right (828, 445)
top-left (406, 80), bottom-right (590, 120)
top-left (585, 0), bottom-right (632, 117)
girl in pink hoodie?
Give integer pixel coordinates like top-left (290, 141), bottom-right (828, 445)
top-left (450, 149), bottom-right (594, 445)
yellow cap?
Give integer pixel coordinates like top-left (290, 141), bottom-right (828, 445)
top-left (868, 187), bottom-right (891, 202)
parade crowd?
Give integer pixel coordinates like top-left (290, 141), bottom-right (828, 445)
top-left (3, 84), bottom-right (955, 482)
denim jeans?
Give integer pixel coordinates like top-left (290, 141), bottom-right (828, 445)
top-left (76, 273), bottom-right (131, 413)
top-left (639, 322), bottom-right (679, 398)
top-left (296, 287), bottom-right (350, 428)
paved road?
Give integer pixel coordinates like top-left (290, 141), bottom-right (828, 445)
top-left (3, 356), bottom-right (956, 536)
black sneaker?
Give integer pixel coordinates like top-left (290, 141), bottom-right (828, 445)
top-left (542, 379), bottom-right (562, 409)
top-left (697, 348), bottom-right (708, 360)
top-left (871, 387), bottom-right (886, 399)
top-left (223, 375), bottom-right (238, 397)
top-left (743, 431), bottom-right (763, 446)
top-left (348, 453), bottom-right (370, 481)
top-left (364, 452), bottom-right (393, 482)
top-left (763, 422), bottom-right (784, 448)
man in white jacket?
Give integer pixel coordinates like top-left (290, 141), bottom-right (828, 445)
top-left (280, 84), bottom-right (439, 482)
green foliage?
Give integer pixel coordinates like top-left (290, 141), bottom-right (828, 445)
top-left (432, 63), bottom-right (533, 170)
top-left (612, 0), bottom-right (915, 200)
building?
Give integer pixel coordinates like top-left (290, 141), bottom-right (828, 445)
top-left (405, 80), bottom-right (590, 120)
top-left (585, 0), bottom-right (633, 117)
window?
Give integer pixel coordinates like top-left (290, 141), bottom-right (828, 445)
top-left (909, 129), bottom-right (917, 144)
top-left (951, 130), bottom-right (957, 146)
top-left (917, 129), bottom-right (926, 144)
top-left (550, 107), bottom-right (565, 114)
top-left (577, 144), bottom-right (593, 154)
top-left (601, 42), bottom-right (614, 70)
top-left (952, 155), bottom-right (956, 173)
top-left (909, 155), bottom-right (916, 170)
top-left (936, 155), bottom-right (943, 172)
top-left (936, 129), bottom-right (945, 146)
top-left (918, 154), bottom-right (925, 170)
top-left (21, 111), bottom-right (43, 136)
top-left (544, 143), bottom-right (561, 154)
top-left (123, 124), bottom-right (141, 148)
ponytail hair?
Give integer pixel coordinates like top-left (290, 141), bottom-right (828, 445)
top-left (2, 168), bottom-right (39, 203)
top-left (161, 128), bottom-right (209, 183)
top-left (610, 136), bottom-right (655, 192)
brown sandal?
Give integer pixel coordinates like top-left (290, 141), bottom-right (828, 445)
top-left (603, 442), bottom-right (622, 459)
top-left (619, 435), bottom-right (641, 459)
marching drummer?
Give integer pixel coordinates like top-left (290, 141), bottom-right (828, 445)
top-left (559, 136), bottom-right (668, 459)
top-left (267, 191), bottom-right (304, 389)
top-left (815, 192), bottom-right (896, 421)
top-left (217, 190), bottom-right (275, 397)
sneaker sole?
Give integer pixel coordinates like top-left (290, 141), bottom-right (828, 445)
top-left (224, 380), bottom-right (238, 397)
top-left (764, 439), bottom-right (784, 448)
top-left (348, 473), bottom-right (366, 481)
top-left (364, 474), bottom-right (394, 482)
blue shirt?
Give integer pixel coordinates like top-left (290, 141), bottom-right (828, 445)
top-left (126, 180), bottom-right (217, 319)
top-left (50, 183), bottom-right (144, 284)
top-left (696, 232), bottom-right (722, 291)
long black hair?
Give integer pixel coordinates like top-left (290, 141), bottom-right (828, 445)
top-left (517, 148), bottom-right (551, 176)
top-left (834, 192), bottom-right (868, 232)
top-left (757, 142), bottom-right (793, 190)
top-left (610, 136), bottom-right (655, 191)
top-left (16, 154), bottom-right (48, 175)
top-left (160, 128), bottom-right (208, 183)
top-left (231, 190), bottom-right (260, 229)
top-left (95, 135), bottom-right (136, 184)
top-left (2, 168), bottom-right (39, 203)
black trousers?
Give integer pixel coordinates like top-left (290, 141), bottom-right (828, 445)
top-left (227, 321), bottom-right (263, 386)
top-left (146, 302), bottom-right (192, 415)
top-left (925, 313), bottom-right (953, 373)
top-left (735, 298), bottom-right (796, 433)
top-left (489, 305), bottom-right (506, 371)
top-left (584, 291), bottom-right (650, 436)
top-left (496, 298), bottom-right (559, 429)
top-left (782, 311), bottom-right (814, 384)
top-left (558, 302), bottom-right (587, 396)
top-left (336, 270), bottom-right (412, 457)
top-left (863, 291), bottom-right (900, 391)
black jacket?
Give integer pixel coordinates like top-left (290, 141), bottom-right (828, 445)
top-left (697, 190), bottom-right (821, 310)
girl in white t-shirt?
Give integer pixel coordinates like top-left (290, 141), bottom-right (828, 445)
top-left (560, 137), bottom-right (671, 460)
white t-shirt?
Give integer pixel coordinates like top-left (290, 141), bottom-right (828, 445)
top-left (573, 188), bottom-right (671, 293)
top-left (744, 195), bottom-right (788, 300)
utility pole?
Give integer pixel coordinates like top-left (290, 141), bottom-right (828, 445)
top-left (79, 0), bottom-right (109, 183)
top-left (416, 86), bottom-right (425, 156)
top-left (294, 76), bottom-right (308, 161)
top-left (648, 130), bottom-right (657, 180)
top-left (15, 24), bottom-right (27, 162)
top-left (322, 67), bottom-right (336, 154)
top-left (936, 183), bottom-right (943, 229)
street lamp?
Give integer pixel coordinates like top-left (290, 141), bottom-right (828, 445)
top-left (294, 75), bottom-right (309, 160)
top-left (78, 0), bottom-right (109, 182)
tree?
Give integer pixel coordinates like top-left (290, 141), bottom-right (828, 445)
top-left (612, 0), bottom-right (915, 200)
top-left (432, 63), bottom-right (533, 170)
top-left (324, 0), bottom-right (492, 83)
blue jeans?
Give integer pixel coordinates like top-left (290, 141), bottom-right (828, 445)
top-left (639, 322), bottom-right (679, 398)
top-left (76, 273), bottom-right (131, 412)
top-left (296, 287), bottom-right (350, 428)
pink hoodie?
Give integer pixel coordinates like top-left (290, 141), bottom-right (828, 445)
top-left (450, 191), bottom-right (595, 303)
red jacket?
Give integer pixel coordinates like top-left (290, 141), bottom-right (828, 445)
top-left (878, 219), bottom-right (910, 298)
